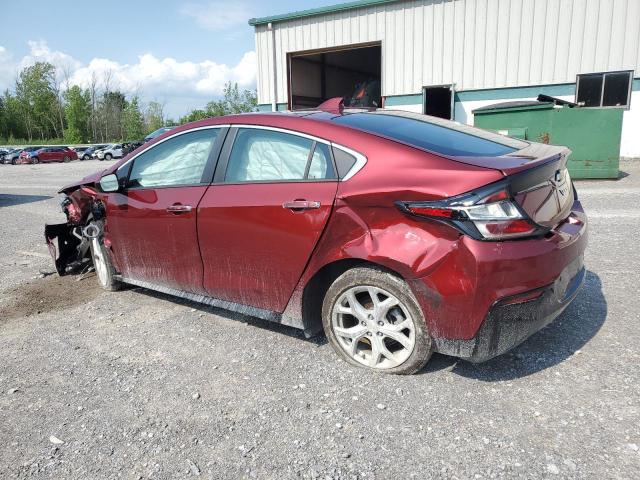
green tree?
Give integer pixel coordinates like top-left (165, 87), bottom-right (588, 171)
top-left (0, 91), bottom-right (26, 140)
top-left (178, 109), bottom-right (208, 124)
top-left (63, 85), bottom-right (91, 142)
top-left (205, 82), bottom-right (257, 116)
top-left (122, 96), bottom-right (145, 140)
top-left (97, 90), bottom-right (127, 141)
top-left (144, 101), bottom-right (165, 133)
top-left (178, 82), bottom-right (257, 125)
top-left (15, 62), bottom-right (62, 140)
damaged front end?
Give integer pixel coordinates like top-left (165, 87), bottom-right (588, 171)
top-left (45, 186), bottom-right (106, 275)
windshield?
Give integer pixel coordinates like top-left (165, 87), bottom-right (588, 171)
top-left (332, 111), bottom-right (528, 157)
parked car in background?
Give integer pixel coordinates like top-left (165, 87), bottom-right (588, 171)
top-left (73, 146), bottom-right (89, 157)
top-left (18, 146), bottom-right (77, 164)
top-left (2, 148), bottom-right (23, 164)
top-left (122, 141), bottom-right (143, 156)
top-left (82, 144), bottom-right (109, 160)
top-left (144, 127), bottom-right (173, 143)
top-left (96, 144), bottom-right (123, 161)
top-left (16, 147), bottom-right (44, 164)
top-left (46, 104), bottom-right (587, 374)
top-left (0, 148), bottom-right (22, 163)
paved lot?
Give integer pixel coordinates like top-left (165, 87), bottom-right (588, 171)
top-left (0, 159), bottom-right (639, 479)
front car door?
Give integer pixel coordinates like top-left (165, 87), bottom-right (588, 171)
top-left (197, 126), bottom-right (338, 312)
top-left (103, 127), bottom-right (226, 293)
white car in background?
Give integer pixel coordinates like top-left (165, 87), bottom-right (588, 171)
top-left (96, 144), bottom-right (124, 161)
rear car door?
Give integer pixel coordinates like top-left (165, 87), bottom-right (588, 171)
top-left (103, 127), bottom-right (225, 293)
top-left (197, 126), bottom-right (339, 312)
top-left (40, 148), bottom-right (54, 162)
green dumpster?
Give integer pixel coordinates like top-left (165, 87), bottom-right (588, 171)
top-left (473, 100), bottom-right (623, 179)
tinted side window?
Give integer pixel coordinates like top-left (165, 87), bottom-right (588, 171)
top-left (128, 129), bottom-right (218, 188)
top-left (332, 147), bottom-right (357, 178)
top-left (225, 129), bottom-right (312, 182)
top-left (333, 112), bottom-right (524, 157)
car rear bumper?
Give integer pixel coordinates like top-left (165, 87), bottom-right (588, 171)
top-left (434, 255), bottom-right (585, 362)
top-left (408, 200), bottom-right (588, 361)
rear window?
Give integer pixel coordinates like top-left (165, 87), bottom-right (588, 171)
top-left (332, 111), bottom-right (527, 157)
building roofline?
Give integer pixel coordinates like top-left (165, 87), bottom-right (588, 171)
top-left (248, 0), bottom-right (399, 26)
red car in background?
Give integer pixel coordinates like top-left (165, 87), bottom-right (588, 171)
top-left (45, 101), bottom-right (587, 374)
top-left (18, 146), bottom-right (78, 164)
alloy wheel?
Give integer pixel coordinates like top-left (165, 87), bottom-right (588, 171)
top-left (331, 286), bottom-right (416, 369)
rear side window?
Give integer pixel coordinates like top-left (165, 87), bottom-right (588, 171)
top-left (128, 129), bottom-right (218, 188)
top-left (307, 143), bottom-right (335, 180)
top-left (225, 128), bottom-right (335, 182)
top-left (332, 111), bottom-right (526, 157)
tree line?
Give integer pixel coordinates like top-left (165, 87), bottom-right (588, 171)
top-left (0, 61), bottom-right (258, 145)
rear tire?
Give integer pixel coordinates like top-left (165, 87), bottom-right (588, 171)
top-left (83, 154), bottom-right (90, 160)
top-left (322, 267), bottom-right (432, 375)
top-left (31, 157), bottom-right (39, 164)
top-left (89, 231), bottom-right (122, 291)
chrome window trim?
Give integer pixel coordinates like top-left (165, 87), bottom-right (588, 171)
top-left (117, 123), bottom-right (367, 182)
top-left (117, 125), bottom-right (230, 173)
top-left (231, 124), bottom-right (332, 145)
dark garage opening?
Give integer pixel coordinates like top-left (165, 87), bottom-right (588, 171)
top-left (423, 85), bottom-right (452, 119)
top-left (288, 43), bottom-right (381, 110)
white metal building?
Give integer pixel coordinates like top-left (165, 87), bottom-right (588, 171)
top-left (250, 0), bottom-right (640, 157)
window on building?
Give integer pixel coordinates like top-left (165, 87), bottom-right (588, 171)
top-left (576, 71), bottom-right (633, 108)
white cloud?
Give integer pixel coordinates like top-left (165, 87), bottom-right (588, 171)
top-left (0, 40), bottom-right (257, 117)
top-left (20, 40), bottom-right (82, 74)
top-left (180, 1), bottom-right (251, 31)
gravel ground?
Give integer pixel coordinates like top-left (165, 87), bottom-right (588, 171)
top-left (0, 159), bottom-right (638, 479)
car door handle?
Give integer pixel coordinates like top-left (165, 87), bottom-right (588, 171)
top-left (282, 200), bottom-right (321, 211)
top-left (166, 204), bottom-right (192, 214)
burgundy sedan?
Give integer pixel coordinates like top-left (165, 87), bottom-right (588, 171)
top-left (45, 103), bottom-right (587, 374)
top-left (19, 146), bottom-right (78, 164)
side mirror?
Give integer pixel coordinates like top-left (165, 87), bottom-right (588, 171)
top-left (99, 174), bottom-right (120, 192)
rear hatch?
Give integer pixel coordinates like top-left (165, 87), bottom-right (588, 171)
top-left (455, 142), bottom-right (574, 229)
top-left (329, 110), bottom-right (574, 229)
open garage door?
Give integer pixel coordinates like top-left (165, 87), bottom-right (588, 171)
top-left (288, 43), bottom-right (381, 110)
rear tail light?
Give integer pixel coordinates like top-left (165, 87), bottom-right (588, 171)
top-left (397, 187), bottom-right (543, 241)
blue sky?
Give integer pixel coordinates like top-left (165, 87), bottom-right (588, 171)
top-left (0, 0), bottom-right (332, 118)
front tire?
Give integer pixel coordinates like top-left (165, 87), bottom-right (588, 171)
top-left (322, 267), bottom-right (432, 375)
top-left (63, 155), bottom-right (70, 162)
top-left (31, 157), bottom-right (39, 164)
top-left (83, 154), bottom-right (90, 160)
top-left (104, 153), bottom-right (112, 161)
top-left (89, 232), bottom-right (122, 291)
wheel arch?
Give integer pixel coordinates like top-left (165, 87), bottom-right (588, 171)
top-left (298, 257), bottom-right (405, 337)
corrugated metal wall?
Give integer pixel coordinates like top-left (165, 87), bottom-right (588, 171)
top-left (254, 0), bottom-right (640, 105)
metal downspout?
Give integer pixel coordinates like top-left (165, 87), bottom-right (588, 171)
top-left (268, 22), bottom-right (277, 112)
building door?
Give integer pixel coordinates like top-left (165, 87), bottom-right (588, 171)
top-left (423, 85), bottom-right (453, 119)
